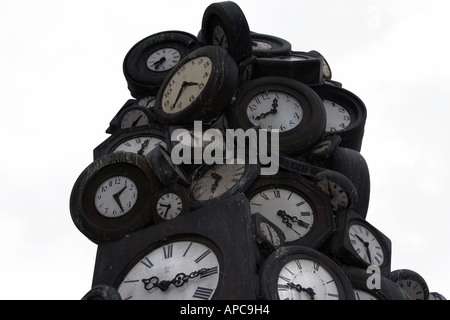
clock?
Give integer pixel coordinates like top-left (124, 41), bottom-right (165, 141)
top-left (245, 172), bottom-right (335, 248)
top-left (154, 45), bottom-right (238, 125)
top-left (69, 152), bottom-right (161, 244)
top-left (326, 147), bottom-right (371, 219)
top-left (225, 76), bottom-right (327, 156)
top-left (389, 269), bottom-right (430, 300)
top-left (429, 292), bottom-right (447, 300)
top-left (252, 212), bottom-right (285, 257)
top-left (93, 125), bottom-right (167, 160)
top-left (254, 52), bottom-right (324, 86)
top-left (123, 30), bottom-right (201, 98)
top-left (312, 83), bottom-right (367, 152)
top-left (151, 184), bottom-right (190, 223)
top-left (117, 104), bottom-right (156, 130)
top-left (259, 246), bottom-right (355, 300)
top-left (306, 134), bottom-right (342, 161)
top-left (199, 1), bottom-right (252, 64)
top-left (311, 169), bottom-right (358, 212)
top-left (305, 50), bottom-right (333, 81)
top-left (251, 32), bottom-right (292, 57)
top-left (91, 194), bottom-right (259, 300)
top-left (343, 267), bottom-right (411, 300)
top-left (331, 209), bottom-right (392, 276)
top-left (188, 156), bottom-right (260, 208)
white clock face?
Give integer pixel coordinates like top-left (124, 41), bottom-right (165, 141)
top-left (156, 192), bottom-right (183, 220)
top-left (246, 91), bottom-right (303, 132)
top-left (113, 136), bottom-right (166, 156)
top-left (323, 99), bottom-right (351, 132)
top-left (277, 258), bottom-right (340, 300)
top-left (396, 280), bottom-right (426, 300)
top-left (120, 110), bottom-right (149, 129)
top-left (354, 289), bottom-right (378, 300)
top-left (249, 188), bottom-right (314, 242)
top-left (118, 241), bottom-right (220, 300)
top-left (94, 176), bottom-right (138, 218)
top-left (146, 48), bottom-right (181, 72)
top-left (161, 56), bottom-right (212, 114)
top-left (348, 223), bottom-right (385, 266)
top-left (191, 161), bottom-right (245, 202)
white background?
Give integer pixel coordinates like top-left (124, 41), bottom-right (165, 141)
top-left (1, 0), bottom-right (449, 299)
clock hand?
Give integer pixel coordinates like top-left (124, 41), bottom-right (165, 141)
top-left (153, 56), bottom-right (166, 70)
top-left (142, 268), bottom-right (216, 291)
top-left (277, 210), bottom-right (310, 229)
top-left (287, 282), bottom-right (316, 300)
top-left (354, 234), bottom-right (372, 263)
top-left (112, 185), bottom-right (127, 212)
top-left (210, 172), bottom-right (223, 193)
top-left (171, 81), bottom-right (200, 110)
top-left (255, 99), bottom-right (279, 120)
top-left (131, 114), bottom-right (143, 127)
top-left (137, 138), bottom-right (150, 155)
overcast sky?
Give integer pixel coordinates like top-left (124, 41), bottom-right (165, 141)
top-left (1, 0), bottom-right (449, 300)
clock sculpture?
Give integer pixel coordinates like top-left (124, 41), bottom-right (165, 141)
top-left (72, 1), bottom-right (445, 301)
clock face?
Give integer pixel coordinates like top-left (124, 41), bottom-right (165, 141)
top-left (246, 90), bottom-right (303, 132)
top-left (190, 161), bottom-right (246, 202)
top-left (146, 48), bottom-right (181, 72)
top-left (120, 109), bottom-right (150, 129)
top-left (113, 136), bottom-right (167, 156)
top-left (117, 240), bottom-right (220, 300)
top-left (323, 99), bottom-right (351, 132)
top-left (354, 289), bottom-right (378, 300)
top-left (315, 180), bottom-right (349, 211)
top-left (161, 56), bottom-right (212, 114)
top-left (348, 223), bottom-right (385, 266)
top-left (156, 192), bottom-right (183, 220)
top-left (249, 187), bottom-right (314, 242)
top-left (396, 279), bottom-right (426, 300)
top-left (259, 221), bottom-right (281, 247)
top-left (94, 175), bottom-right (138, 218)
top-left (212, 25), bottom-right (228, 51)
top-left (277, 258), bottom-right (340, 300)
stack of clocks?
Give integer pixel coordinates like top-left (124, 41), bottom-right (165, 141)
top-left (71, 1), bottom-right (445, 301)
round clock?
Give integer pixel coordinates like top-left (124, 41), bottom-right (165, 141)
top-left (331, 209), bottom-right (392, 276)
top-left (312, 169), bottom-right (358, 212)
top-left (259, 246), bottom-right (355, 300)
top-left (69, 152), bottom-right (161, 243)
top-left (245, 172), bottom-right (335, 248)
top-left (312, 83), bottom-right (367, 152)
top-left (306, 50), bottom-right (332, 80)
top-left (154, 45), bottom-right (238, 125)
top-left (151, 184), bottom-right (190, 222)
top-left (93, 125), bottom-right (167, 160)
top-left (251, 32), bottom-right (292, 57)
top-left (123, 30), bottom-right (201, 98)
top-left (188, 157), bottom-right (260, 208)
top-left (389, 269), bottom-right (430, 300)
top-left (226, 76), bottom-right (326, 156)
top-left (118, 104), bottom-right (156, 130)
top-left (252, 212), bottom-right (286, 255)
top-left (117, 237), bottom-right (221, 300)
top-left (199, 1), bottom-right (252, 64)
top-left (343, 267), bottom-right (411, 300)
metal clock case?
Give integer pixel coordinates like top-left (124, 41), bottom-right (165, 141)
top-left (259, 246), bottom-right (355, 300)
top-left (250, 32), bottom-right (292, 57)
top-left (245, 172), bottom-right (335, 249)
top-left (91, 194), bottom-right (259, 300)
top-left (253, 52), bottom-right (324, 86)
top-left (199, 1), bottom-right (252, 64)
top-left (225, 76), bottom-right (327, 156)
top-left (389, 269), bottom-right (430, 300)
top-left (326, 147), bottom-right (371, 219)
top-left (81, 285), bottom-right (122, 300)
top-left (93, 125), bottom-right (167, 160)
top-left (331, 209), bottom-right (392, 276)
top-left (123, 31), bottom-right (201, 99)
top-left (343, 267), bottom-right (411, 300)
top-left (154, 45), bottom-right (238, 126)
top-left (150, 184), bottom-right (190, 223)
top-left (304, 50), bottom-right (333, 81)
top-left (188, 157), bottom-right (261, 209)
top-left (69, 152), bottom-right (161, 244)
top-left (312, 83), bottom-right (367, 152)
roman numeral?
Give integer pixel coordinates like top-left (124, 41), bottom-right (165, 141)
top-left (163, 244), bottom-right (173, 259)
top-left (192, 287), bottom-right (214, 300)
top-left (195, 249), bottom-right (211, 263)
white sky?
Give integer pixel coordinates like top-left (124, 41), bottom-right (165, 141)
top-left (1, 0), bottom-right (449, 300)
